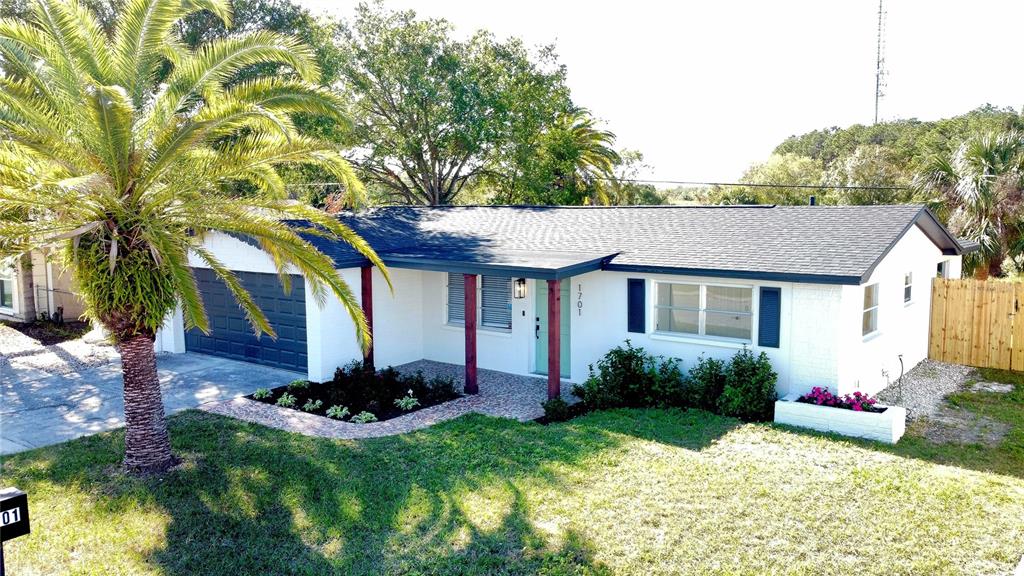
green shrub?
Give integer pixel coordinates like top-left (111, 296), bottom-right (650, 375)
top-left (252, 388), bottom-right (272, 400)
top-left (275, 392), bottom-right (297, 408)
top-left (326, 405), bottom-right (350, 420)
top-left (716, 348), bottom-right (778, 422)
top-left (287, 379), bottom-right (310, 391)
top-left (351, 411), bottom-right (378, 424)
top-left (684, 355), bottom-right (727, 411)
top-left (302, 399), bottom-right (323, 413)
top-left (541, 397), bottom-right (572, 421)
top-left (571, 340), bottom-right (684, 410)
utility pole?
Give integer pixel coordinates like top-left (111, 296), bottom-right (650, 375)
top-left (874, 0), bottom-right (887, 124)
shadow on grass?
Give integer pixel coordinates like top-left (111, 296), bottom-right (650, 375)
top-left (2, 408), bottom-right (735, 575)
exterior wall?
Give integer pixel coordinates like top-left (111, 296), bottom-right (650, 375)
top-left (370, 267), bottom-right (424, 368)
top-left (835, 226), bottom-right (952, 395)
top-left (418, 270), bottom-right (534, 377)
top-left (180, 229), bottom-right (962, 397)
top-left (567, 270), bottom-right (841, 395)
top-left (1, 250), bottom-right (88, 323)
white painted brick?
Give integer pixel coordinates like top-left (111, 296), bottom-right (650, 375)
top-left (774, 400), bottom-right (906, 444)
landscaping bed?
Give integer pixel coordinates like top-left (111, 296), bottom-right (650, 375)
top-left (1, 319), bottom-right (92, 345)
top-left (246, 361), bottom-right (461, 423)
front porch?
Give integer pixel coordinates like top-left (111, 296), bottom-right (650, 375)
top-left (356, 247), bottom-right (614, 400)
top-left (204, 360), bottom-right (576, 440)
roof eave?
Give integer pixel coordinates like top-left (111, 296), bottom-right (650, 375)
top-left (601, 263), bottom-right (862, 285)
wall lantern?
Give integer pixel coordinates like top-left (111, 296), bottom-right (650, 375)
top-left (513, 278), bottom-right (527, 299)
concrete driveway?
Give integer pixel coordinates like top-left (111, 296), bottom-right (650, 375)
top-left (1, 352), bottom-right (301, 455)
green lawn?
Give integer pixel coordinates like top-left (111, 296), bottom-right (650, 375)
top-left (2, 373), bottom-right (1023, 576)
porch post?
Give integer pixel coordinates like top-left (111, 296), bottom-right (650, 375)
top-left (464, 273), bottom-right (478, 394)
top-left (360, 265), bottom-right (374, 370)
top-left (547, 278), bottom-right (560, 400)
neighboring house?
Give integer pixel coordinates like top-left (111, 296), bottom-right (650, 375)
top-left (0, 251), bottom-right (87, 324)
top-left (155, 204), bottom-right (973, 398)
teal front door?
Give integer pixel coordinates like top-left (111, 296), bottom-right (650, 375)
top-left (535, 279), bottom-right (570, 378)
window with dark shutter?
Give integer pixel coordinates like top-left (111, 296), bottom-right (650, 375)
top-left (627, 278), bottom-right (645, 333)
top-left (758, 287), bottom-right (781, 348)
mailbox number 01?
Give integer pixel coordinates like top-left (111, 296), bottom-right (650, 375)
top-left (1, 506), bottom-right (21, 527)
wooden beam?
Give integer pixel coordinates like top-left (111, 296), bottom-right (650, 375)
top-left (547, 278), bottom-right (560, 400)
top-left (360, 265), bottom-right (374, 370)
top-left (464, 273), bottom-right (478, 394)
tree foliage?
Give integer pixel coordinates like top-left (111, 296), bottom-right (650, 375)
top-left (916, 130), bottom-right (1024, 277)
top-left (0, 0), bottom-right (387, 471)
top-left (707, 106), bottom-right (1022, 207)
top-left (336, 3), bottom-right (571, 206)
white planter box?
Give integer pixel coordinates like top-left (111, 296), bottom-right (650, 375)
top-left (774, 393), bottom-right (906, 444)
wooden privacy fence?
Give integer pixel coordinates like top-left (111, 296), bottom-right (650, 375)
top-left (929, 278), bottom-right (1024, 371)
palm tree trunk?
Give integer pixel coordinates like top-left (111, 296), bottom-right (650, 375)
top-left (117, 332), bottom-right (176, 474)
top-left (18, 253), bottom-right (35, 322)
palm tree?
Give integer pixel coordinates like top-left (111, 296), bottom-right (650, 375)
top-left (543, 108), bottom-right (621, 205)
top-left (916, 131), bottom-right (1024, 278)
top-left (0, 0), bottom-right (387, 473)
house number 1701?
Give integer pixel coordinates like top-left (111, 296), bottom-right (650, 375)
top-left (576, 284), bottom-right (583, 316)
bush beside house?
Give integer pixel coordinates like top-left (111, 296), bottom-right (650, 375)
top-left (556, 341), bottom-right (779, 423)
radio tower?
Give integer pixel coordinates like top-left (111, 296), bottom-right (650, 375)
top-left (874, 0), bottom-right (887, 124)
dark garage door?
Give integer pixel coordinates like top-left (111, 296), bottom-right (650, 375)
top-left (186, 268), bottom-right (307, 372)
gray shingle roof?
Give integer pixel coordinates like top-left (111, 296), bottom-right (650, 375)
top-left (304, 204), bottom-right (964, 284)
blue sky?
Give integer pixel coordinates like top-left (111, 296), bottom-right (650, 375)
top-left (300, 0), bottom-right (1024, 183)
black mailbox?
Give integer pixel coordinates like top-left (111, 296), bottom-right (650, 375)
top-left (0, 488), bottom-right (30, 543)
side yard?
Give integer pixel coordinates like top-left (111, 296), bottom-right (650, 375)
top-left (1, 369), bottom-right (1022, 575)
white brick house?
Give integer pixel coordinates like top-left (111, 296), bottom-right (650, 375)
top-left (155, 205), bottom-right (971, 399)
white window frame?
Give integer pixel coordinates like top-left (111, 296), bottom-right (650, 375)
top-left (903, 272), bottom-right (913, 305)
top-left (0, 266), bottom-right (15, 313)
top-left (863, 283), bottom-right (880, 337)
top-left (653, 281), bottom-right (754, 343)
top-left (445, 273), bottom-right (513, 332)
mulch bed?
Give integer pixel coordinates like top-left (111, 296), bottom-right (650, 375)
top-left (1, 320), bottom-right (92, 346)
top-left (246, 364), bottom-right (462, 423)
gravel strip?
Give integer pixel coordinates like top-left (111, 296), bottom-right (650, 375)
top-left (876, 359), bottom-right (977, 421)
top-left (1, 324), bottom-right (119, 380)
top-left (202, 359), bottom-right (576, 439)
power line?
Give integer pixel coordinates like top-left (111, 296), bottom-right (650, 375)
top-left (591, 177), bottom-right (909, 191)
top-left (285, 179), bottom-right (909, 191)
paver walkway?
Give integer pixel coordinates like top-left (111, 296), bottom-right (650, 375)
top-left (202, 359), bottom-right (576, 440)
top-left (1, 350), bottom-right (300, 455)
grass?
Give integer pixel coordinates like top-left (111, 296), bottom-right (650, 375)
top-left (2, 375), bottom-right (1023, 575)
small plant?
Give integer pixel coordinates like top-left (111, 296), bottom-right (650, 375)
top-left (326, 405), bottom-right (350, 420)
top-left (797, 387), bottom-right (882, 412)
top-left (302, 399), bottom-right (323, 412)
top-left (252, 388), bottom-right (272, 400)
top-left (275, 392), bottom-right (297, 408)
top-left (287, 379), bottom-right (310, 391)
top-left (394, 390), bottom-right (420, 411)
top-left (351, 411), bottom-right (378, 424)
top-left (541, 397), bottom-right (572, 422)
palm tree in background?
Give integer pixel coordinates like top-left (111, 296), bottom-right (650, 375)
top-left (0, 0), bottom-right (387, 473)
top-left (544, 108), bottom-right (621, 205)
top-left (916, 131), bottom-right (1024, 278)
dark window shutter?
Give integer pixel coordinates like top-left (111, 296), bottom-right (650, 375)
top-left (627, 278), bottom-right (645, 333)
top-left (758, 287), bottom-right (781, 348)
